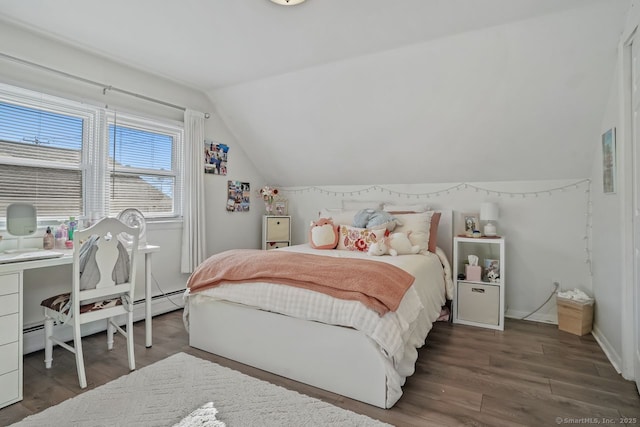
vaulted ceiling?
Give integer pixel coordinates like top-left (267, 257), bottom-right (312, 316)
top-left (0, 0), bottom-right (631, 186)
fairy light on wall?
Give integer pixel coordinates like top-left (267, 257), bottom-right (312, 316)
top-left (584, 181), bottom-right (593, 276)
top-left (280, 179), bottom-right (590, 199)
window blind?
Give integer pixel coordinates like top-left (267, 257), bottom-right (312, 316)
top-left (107, 120), bottom-right (177, 217)
top-left (0, 101), bottom-right (84, 217)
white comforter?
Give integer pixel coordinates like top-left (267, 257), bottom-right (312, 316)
top-left (185, 244), bottom-right (449, 406)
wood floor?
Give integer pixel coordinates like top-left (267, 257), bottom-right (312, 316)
top-left (1, 309), bottom-right (639, 427)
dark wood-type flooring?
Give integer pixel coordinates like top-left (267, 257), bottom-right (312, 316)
top-left (1, 309), bottom-right (638, 426)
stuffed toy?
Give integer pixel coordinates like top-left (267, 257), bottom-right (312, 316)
top-left (387, 232), bottom-right (420, 256)
top-left (367, 237), bottom-right (389, 256)
top-left (308, 218), bottom-right (339, 249)
top-left (487, 269), bottom-right (500, 283)
top-left (352, 209), bottom-right (400, 231)
top-left (367, 232), bottom-right (420, 256)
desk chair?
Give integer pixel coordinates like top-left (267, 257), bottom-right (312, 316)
top-left (40, 217), bottom-right (139, 388)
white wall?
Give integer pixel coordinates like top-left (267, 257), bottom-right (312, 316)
top-left (0, 21), bottom-right (267, 340)
top-left (203, 114), bottom-right (266, 255)
top-left (210, 2), bottom-right (627, 188)
top-left (589, 0), bottom-right (640, 378)
top-left (283, 179), bottom-right (591, 322)
top-left (591, 68), bottom-right (623, 369)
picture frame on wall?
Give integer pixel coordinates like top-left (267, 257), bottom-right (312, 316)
top-left (204, 140), bottom-right (229, 175)
top-left (226, 180), bottom-right (250, 212)
top-left (602, 128), bottom-right (616, 194)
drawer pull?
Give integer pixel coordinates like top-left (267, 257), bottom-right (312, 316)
top-left (276, 221), bottom-right (280, 225)
top-left (471, 288), bottom-right (485, 293)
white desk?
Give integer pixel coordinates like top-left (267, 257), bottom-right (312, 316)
top-left (0, 244), bottom-right (159, 409)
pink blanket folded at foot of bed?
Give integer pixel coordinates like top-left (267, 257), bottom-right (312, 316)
top-left (187, 249), bottom-right (415, 316)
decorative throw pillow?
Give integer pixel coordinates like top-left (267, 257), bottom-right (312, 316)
top-left (392, 211), bottom-right (434, 254)
top-left (427, 211), bottom-right (441, 253)
top-left (309, 218), bottom-right (339, 249)
top-left (337, 225), bottom-right (386, 252)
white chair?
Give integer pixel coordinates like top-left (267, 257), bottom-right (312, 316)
top-left (41, 217), bottom-right (139, 388)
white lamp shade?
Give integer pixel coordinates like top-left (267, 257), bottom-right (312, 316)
top-left (480, 202), bottom-right (499, 221)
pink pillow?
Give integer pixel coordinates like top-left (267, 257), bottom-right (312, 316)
top-left (428, 212), bottom-right (441, 253)
top-left (309, 218), bottom-right (339, 249)
top-left (337, 225), bottom-right (386, 252)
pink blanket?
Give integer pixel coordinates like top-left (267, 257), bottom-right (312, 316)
top-left (187, 249), bottom-right (415, 315)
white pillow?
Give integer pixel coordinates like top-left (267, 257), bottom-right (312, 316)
top-left (383, 203), bottom-right (430, 213)
top-left (342, 200), bottom-right (383, 211)
top-left (318, 208), bottom-right (359, 226)
top-left (392, 211), bottom-right (435, 254)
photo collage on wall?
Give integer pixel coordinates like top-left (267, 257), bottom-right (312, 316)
top-left (227, 181), bottom-right (250, 212)
top-left (204, 140), bottom-right (229, 175)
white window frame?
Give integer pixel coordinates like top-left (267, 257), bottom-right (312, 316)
top-left (104, 110), bottom-right (184, 219)
top-left (0, 82), bottom-right (183, 226)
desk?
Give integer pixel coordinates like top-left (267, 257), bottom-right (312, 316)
top-left (0, 244), bottom-right (159, 409)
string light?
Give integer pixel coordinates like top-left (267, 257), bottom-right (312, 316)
top-left (584, 180), bottom-right (593, 276)
top-left (280, 179), bottom-right (590, 199)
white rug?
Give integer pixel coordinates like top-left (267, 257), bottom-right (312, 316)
top-left (11, 352), bottom-right (391, 427)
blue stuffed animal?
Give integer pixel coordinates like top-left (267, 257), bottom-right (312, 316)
top-left (352, 209), bottom-right (401, 231)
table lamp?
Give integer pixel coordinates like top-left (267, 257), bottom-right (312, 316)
top-left (480, 202), bottom-right (499, 236)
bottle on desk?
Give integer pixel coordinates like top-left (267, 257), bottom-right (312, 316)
top-left (43, 227), bottom-right (54, 250)
top-left (55, 224), bottom-right (67, 249)
top-left (65, 217), bottom-right (77, 249)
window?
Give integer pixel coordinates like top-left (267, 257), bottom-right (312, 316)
top-left (106, 112), bottom-right (183, 217)
top-left (0, 83), bottom-right (183, 224)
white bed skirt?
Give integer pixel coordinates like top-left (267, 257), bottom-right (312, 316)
top-left (188, 297), bottom-right (395, 408)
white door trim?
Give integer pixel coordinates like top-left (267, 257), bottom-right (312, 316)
top-left (620, 26), bottom-right (640, 389)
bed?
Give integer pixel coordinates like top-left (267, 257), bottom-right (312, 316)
top-left (184, 209), bottom-right (453, 409)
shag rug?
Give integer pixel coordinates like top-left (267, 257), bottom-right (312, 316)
top-left (11, 352), bottom-right (390, 427)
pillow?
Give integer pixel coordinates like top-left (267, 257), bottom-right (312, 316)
top-left (392, 211), bottom-right (435, 254)
top-left (337, 225), bottom-right (386, 252)
top-left (309, 218), bottom-right (339, 249)
top-left (342, 200), bottom-right (383, 211)
top-left (427, 211), bottom-right (441, 253)
top-left (318, 208), bottom-right (359, 226)
top-left (383, 203), bottom-right (430, 213)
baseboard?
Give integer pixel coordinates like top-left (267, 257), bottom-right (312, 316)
top-left (23, 290), bottom-right (185, 355)
top-left (505, 309), bottom-right (557, 324)
top-left (591, 324), bottom-right (623, 374)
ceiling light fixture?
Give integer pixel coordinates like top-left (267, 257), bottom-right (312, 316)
top-left (269, 0), bottom-right (306, 5)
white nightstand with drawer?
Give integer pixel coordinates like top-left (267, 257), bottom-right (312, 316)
top-left (452, 236), bottom-right (505, 331)
top-left (262, 216), bottom-right (291, 250)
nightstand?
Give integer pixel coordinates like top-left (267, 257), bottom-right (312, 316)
top-left (452, 236), bottom-right (505, 331)
top-left (262, 216), bottom-right (291, 250)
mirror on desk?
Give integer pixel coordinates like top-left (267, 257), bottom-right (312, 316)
top-left (6, 203), bottom-right (37, 252)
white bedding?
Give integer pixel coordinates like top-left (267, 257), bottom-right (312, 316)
top-left (185, 244), bottom-right (448, 404)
